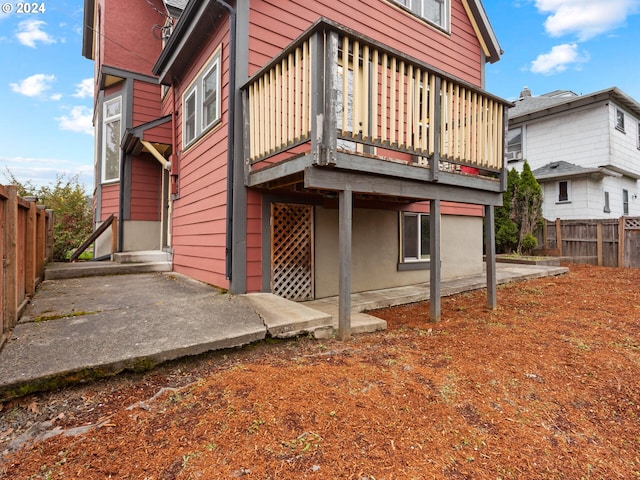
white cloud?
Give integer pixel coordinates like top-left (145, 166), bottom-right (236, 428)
top-left (73, 78), bottom-right (94, 98)
top-left (56, 106), bottom-right (94, 136)
top-left (530, 43), bottom-right (590, 74)
top-left (16, 19), bottom-right (56, 48)
top-left (10, 73), bottom-right (56, 97)
top-left (1, 156), bottom-right (93, 192)
top-left (534, 0), bottom-right (640, 40)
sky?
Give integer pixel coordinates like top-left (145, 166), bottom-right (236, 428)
top-left (1, 0), bottom-right (640, 192)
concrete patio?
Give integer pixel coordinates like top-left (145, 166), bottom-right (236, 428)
top-left (0, 261), bottom-right (568, 401)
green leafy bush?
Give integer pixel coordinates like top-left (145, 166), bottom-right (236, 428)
top-left (4, 169), bottom-right (93, 261)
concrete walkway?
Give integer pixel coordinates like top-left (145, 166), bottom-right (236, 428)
top-left (0, 262), bottom-right (567, 401)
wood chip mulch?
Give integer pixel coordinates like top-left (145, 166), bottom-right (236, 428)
top-left (1, 264), bottom-right (639, 479)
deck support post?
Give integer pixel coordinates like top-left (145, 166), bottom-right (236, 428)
top-left (485, 204), bottom-right (497, 309)
top-left (338, 188), bottom-right (352, 340)
top-left (429, 199), bottom-right (441, 322)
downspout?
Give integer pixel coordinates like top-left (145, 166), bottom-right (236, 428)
top-left (117, 149), bottom-right (125, 253)
top-left (214, 0), bottom-right (237, 283)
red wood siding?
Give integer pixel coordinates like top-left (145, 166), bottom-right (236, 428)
top-left (130, 154), bottom-right (161, 221)
top-left (100, 0), bottom-right (165, 78)
top-left (100, 183), bottom-right (120, 221)
top-left (132, 80), bottom-right (163, 127)
top-left (404, 201), bottom-right (483, 216)
top-left (246, 190), bottom-right (262, 293)
top-left (169, 19), bottom-right (231, 289)
top-left (248, 0), bottom-right (484, 86)
top-left (143, 123), bottom-right (172, 144)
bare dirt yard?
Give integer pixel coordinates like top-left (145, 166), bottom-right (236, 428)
top-left (1, 264), bottom-right (640, 479)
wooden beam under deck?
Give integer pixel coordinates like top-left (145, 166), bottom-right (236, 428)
top-left (303, 166), bottom-right (503, 206)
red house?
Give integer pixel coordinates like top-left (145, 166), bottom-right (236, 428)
top-left (83, 0), bottom-right (509, 335)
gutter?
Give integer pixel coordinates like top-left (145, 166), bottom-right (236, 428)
top-left (213, 0), bottom-right (237, 282)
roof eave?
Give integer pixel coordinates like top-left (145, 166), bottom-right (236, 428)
top-left (466, 0), bottom-right (502, 63)
top-left (82, 0), bottom-right (96, 60)
top-left (152, 0), bottom-right (226, 85)
top-left (511, 87), bottom-right (640, 123)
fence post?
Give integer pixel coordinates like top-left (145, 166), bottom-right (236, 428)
top-left (555, 218), bottom-right (562, 256)
top-left (46, 209), bottom-right (54, 261)
top-left (618, 216), bottom-right (625, 268)
top-left (36, 206), bottom-right (46, 281)
top-left (25, 201), bottom-right (37, 296)
top-left (3, 186), bottom-right (18, 330)
top-left (596, 222), bottom-right (603, 267)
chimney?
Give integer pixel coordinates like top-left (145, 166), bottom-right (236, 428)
top-left (520, 86), bottom-right (532, 98)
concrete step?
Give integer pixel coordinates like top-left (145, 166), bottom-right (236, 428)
top-left (45, 261), bottom-right (172, 280)
top-left (303, 302), bottom-right (388, 338)
top-left (113, 250), bottom-right (172, 264)
top-left (243, 293), bottom-right (333, 338)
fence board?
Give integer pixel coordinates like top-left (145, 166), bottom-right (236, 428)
top-left (536, 217), bottom-right (634, 267)
top-left (0, 185), bottom-right (53, 345)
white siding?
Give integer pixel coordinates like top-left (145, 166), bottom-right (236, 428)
top-left (521, 103), bottom-right (609, 172)
top-left (541, 176), bottom-right (640, 220)
top-left (609, 102), bottom-right (640, 177)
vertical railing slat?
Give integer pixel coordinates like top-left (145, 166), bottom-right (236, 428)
top-left (381, 53), bottom-right (388, 144)
top-left (390, 57), bottom-right (397, 146)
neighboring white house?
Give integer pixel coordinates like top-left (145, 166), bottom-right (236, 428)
top-left (507, 87), bottom-right (640, 220)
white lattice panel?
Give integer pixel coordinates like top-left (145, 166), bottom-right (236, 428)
top-left (271, 203), bottom-right (314, 301)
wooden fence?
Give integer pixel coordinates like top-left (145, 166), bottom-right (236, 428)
top-left (536, 217), bottom-right (640, 267)
top-left (0, 185), bottom-right (54, 346)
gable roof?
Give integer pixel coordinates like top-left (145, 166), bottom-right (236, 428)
top-left (462, 0), bottom-right (502, 64)
top-left (510, 87), bottom-right (640, 124)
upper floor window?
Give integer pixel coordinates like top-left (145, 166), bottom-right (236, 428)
top-left (392, 0), bottom-right (449, 30)
top-left (183, 48), bottom-right (221, 148)
top-left (557, 180), bottom-right (570, 203)
top-left (102, 96), bottom-right (121, 183)
top-left (637, 122), bottom-right (640, 149)
top-left (616, 107), bottom-right (625, 132)
top-left (507, 127), bottom-right (523, 162)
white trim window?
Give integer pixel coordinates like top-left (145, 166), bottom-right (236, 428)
top-left (102, 96), bottom-right (122, 183)
top-left (393, 0), bottom-right (449, 30)
top-left (507, 127), bottom-right (523, 162)
top-left (183, 48), bottom-right (221, 148)
top-left (557, 180), bottom-right (571, 203)
top-left (615, 107), bottom-right (625, 132)
top-left (401, 212), bottom-right (430, 261)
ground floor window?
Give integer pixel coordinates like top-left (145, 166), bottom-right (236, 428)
top-left (623, 189), bottom-right (629, 215)
top-left (402, 212), bottom-right (430, 261)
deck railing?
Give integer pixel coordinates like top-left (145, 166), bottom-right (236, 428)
top-left (243, 19), bottom-right (509, 180)
top-left (0, 185), bottom-right (53, 344)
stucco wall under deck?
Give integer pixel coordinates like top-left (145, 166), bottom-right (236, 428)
top-left (314, 207), bottom-right (483, 299)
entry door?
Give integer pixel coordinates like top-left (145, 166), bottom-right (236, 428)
top-left (270, 203), bottom-right (314, 300)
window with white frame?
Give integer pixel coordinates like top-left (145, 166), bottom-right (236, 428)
top-left (557, 180), bottom-right (570, 203)
top-left (616, 107), bottom-right (625, 132)
top-left (102, 96), bottom-right (122, 183)
top-left (183, 48), bottom-right (221, 148)
top-left (604, 191), bottom-right (610, 213)
top-left (637, 122), bottom-right (640, 149)
top-left (392, 0), bottom-right (449, 30)
top-left (623, 189), bottom-right (629, 215)
top-left (507, 127), bottom-right (522, 162)
top-left (401, 212), bottom-right (430, 262)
